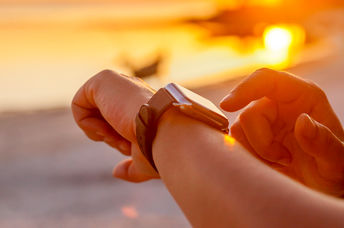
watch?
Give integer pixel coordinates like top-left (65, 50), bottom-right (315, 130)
top-left (135, 83), bottom-right (229, 172)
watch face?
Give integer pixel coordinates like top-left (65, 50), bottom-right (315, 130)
top-left (165, 83), bottom-right (229, 132)
top-left (167, 83), bottom-right (227, 118)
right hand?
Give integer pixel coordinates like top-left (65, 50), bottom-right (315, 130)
top-left (220, 68), bottom-right (344, 196)
top-left (71, 70), bottom-right (159, 182)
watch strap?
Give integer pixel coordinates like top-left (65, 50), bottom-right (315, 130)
top-left (136, 88), bottom-right (175, 172)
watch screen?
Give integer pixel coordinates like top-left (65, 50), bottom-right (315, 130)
top-left (173, 84), bottom-right (227, 119)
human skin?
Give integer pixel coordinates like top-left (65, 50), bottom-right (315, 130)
top-left (220, 68), bottom-right (344, 196)
top-left (72, 69), bottom-right (344, 227)
top-left (154, 109), bottom-right (344, 228)
top-left (72, 70), bottom-right (158, 182)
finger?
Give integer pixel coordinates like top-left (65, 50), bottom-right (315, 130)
top-left (295, 113), bottom-right (344, 180)
top-left (220, 68), bottom-right (315, 112)
top-left (74, 109), bottom-right (131, 155)
top-left (231, 118), bottom-right (290, 176)
top-left (104, 138), bottom-right (131, 156)
top-left (230, 120), bottom-right (254, 153)
top-left (112, 159), bottom-right (156, 183)
top-left (72, 69), bottom-right (154, 143)
top-left (71, 70), bottom-right (134, 141)
top-left (239, 98), bottom-right (291, 165)
top-left (231, 119), bottom-right (271, 162)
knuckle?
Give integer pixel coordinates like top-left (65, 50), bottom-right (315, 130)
top-left (239, 110), bottom-right (253, 123)
top-left (95, 69), bottom-right (117, 80)
top-left (255, 67), bottom-right (273, 74)
top-left (250, 68), bottom-right (278, 84)
top-left (98, 69), bottom-right (115, 76)
top-left (230, 122), bottom-right (241, 136)
top-left (71, 93), bottom-right (79, 106)
top-left (253, 68), bottom-right (277, 77)
top-left (307, 80), bottom-right (327, 99)
top-left (71, 85), bottom-right (86, 110)
top-left (315, 87), bottom-right (327, 101)
top-left (86, 69), bottom-right (119, 93)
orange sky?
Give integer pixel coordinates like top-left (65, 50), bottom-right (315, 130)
top-left (0, 0), bottom-right (282, 10)
top-left (0, 0), bottom-right (203, 4)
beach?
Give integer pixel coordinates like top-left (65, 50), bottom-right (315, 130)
top-left (0, 51), bottom-right (343, 227)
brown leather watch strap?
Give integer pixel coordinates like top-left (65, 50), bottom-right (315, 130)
top-left (135, 88), bottom-right (175, 172)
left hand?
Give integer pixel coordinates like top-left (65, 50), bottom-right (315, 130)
top-left (220, 68), bottom-right (344, 196)
top-left (72, 70), bottom-right (159, 182)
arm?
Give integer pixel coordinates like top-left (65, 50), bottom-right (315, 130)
top-left (72, 70), bottom-right (344, 227)
top-left (153, 109), bottom-right (344, 228)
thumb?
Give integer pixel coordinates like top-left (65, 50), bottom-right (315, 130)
top-left (112, 159), bottom-right (156, 183)
top-left (295, 113), bottom-right (344, 164)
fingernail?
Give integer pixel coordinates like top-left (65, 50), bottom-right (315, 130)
top-left (220, 92), bottom-right (234, 104)
top-left (301, 114), bottom-right (317, 139)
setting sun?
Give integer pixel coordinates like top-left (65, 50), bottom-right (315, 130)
top-left (263, 26), bottom-right (293, 52)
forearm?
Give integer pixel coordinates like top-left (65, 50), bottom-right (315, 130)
top-left (153, 110), bottom-right (344, 228)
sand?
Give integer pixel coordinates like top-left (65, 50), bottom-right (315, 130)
top-left (0, 53), bottom-right (343, 228)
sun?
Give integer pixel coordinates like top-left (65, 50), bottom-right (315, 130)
top-left (263, 26), bottom-right (293, 52)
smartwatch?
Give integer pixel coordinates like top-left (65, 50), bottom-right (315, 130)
top-left (135, 83), bottom-right (229, 172)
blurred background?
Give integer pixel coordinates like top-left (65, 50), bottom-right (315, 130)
top-left (1, 0), bottom-right (344, 227)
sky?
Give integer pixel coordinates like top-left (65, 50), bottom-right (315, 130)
top-left (0, 0), bottom-right (220, 25)
top-left (0, 0), bottom-right (242, 9)
top-left (0, 0), bottom-right (205, 4)
top-left (0, 0), bottom-right (288, 111)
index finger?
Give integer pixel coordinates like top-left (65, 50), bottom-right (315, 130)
top-left (220, 68), bottom-right (314, 112)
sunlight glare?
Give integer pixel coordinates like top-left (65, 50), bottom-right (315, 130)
top-left (249, 0), bottom-right (282, 7)
top-left (263, 26), bottom-right (293, 52)
top-left (260, 24), bottom-right (305, 69)
top-left (224, 135), bottom-right (236, 147)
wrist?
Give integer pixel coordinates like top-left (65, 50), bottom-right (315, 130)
top-left (156, 108), bottom-right (212, 139)
top-left (152, 108), bottom-right (222, 170)
top-left (157, 108), bottom-right (193, 129)
top-left (157, 106), bottom-right (223, 133)
top-left (135, 83), bottom-right (228, 173)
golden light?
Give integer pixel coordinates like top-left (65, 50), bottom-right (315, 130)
top-left (263, 26), bottom-right (293, 52)
top-left (121, 205), bottom-right (138, 219)
top-left (0, 4), bottom-right (307, 110)
top-left (249, 0), bottom-right (282, 7)
top-left (224, 135), bottom-right (236, 147)
top-left (260, 24), bottom-right (305, 69)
